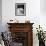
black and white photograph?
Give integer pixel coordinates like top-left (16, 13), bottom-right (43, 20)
top-left (15, 3), bottom-right (26, 16)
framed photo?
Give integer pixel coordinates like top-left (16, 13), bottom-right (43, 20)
top-left (15, 3), bottom-right (26, 16)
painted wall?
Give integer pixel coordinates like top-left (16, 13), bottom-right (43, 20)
top-left (40, 0), bottom-right (46, 31)
top-left (2, 0), bottom-right (40, 31)
top-left (2, 0), bottom-right (46, 46)
top-left (0, 0), bottom-right (2, 32)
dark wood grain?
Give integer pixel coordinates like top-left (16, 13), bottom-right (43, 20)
top-left (7, 23), bottom-right (34, 46)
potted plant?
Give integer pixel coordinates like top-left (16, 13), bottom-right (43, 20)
top-left (36, 25), bottom-right (45, 46)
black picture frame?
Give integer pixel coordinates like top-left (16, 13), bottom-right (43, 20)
top-left (15, 3), bottom-right (26, 16)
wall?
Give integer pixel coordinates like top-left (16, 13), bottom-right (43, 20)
top-left (2, 0), bottom-right (46, 46)
top-left (2, 0), bottom-right (40, 30)
top-left (0, 0), bottom-right (2, 32)
top-left (40, 0), bottom-right (46, 32)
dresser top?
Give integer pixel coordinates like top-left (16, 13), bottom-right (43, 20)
top-left (7, 23), bottom-right (34, 25)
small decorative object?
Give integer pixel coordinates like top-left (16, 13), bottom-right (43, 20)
top-left (10, 20), bottom-right (13, 21)
top-left (25, 20), bottom-right (30, 23)
top-left (15, 3), bottom-right (26, 16)
top-left (36, 25), bottom-right (45, 46)
top-left (9, 19), bottom-right (19, 23)
top-left (14, 19), bottom-right (19, 23)
top-left (9, 19), bottom-right (14, 23)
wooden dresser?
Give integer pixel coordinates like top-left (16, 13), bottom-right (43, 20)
top-left (7, 23), bottom-right (34, 46)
